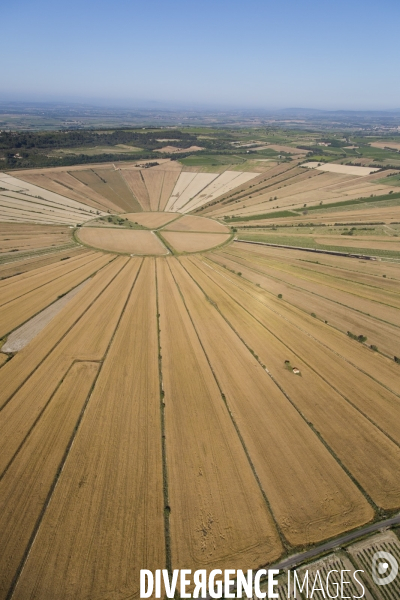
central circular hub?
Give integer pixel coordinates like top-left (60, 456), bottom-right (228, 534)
top-left (76, 212), bottom-right (231, 255)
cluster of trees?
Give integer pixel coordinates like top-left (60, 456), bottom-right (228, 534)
top-left (0, 128), bottom-right (235, 153)
top-left (0, 127), bottom-right (237, 169)
top-left (0, 128), bottom-right (197, 151)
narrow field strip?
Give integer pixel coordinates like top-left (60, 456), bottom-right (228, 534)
top-left (157, 258), bottom-right (282, 573)
top-left (0, 250), bottom-right (86, 278)
top-left (0, 253), bottom-right (113, 338)
top-left (213, 250), bottom-right (400, 357)
top-left (237, 243), bottom-right (400, 290)
top-left (0, 248), bottom-right (88, 280)
top-left (258, 252), bottom-right (400, 309)
top-left (0, 251), bottom-right (100, 306)
top-left (0, 243), bottom-right (78, 264)
top-left (167, 258), bottom-right (372, 547)
top-left (11, 259), bottom-right (164, 600)
top-left (0, 361), bottom-right (99, 599)
top-left (221, 246), bottom-right (400, 328)
top-left (158, 169), bottom-right (181, 211)
top-left (0, 250), bottom-right (95, 291)
top-left (184, 256), bottom-right (400, 510)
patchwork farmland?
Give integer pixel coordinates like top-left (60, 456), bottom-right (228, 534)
top-left (0, 153), bottom-right (399, 599)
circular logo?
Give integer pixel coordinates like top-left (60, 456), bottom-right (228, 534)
top-left (372, 551), bottom-right (398, 586)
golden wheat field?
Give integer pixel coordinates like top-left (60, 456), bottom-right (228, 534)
top-left (0, 160), bottom-right (400, 599)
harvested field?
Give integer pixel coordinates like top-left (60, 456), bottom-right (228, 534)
top-left (12, 259), bottom-right (165, 600)
top-left (156, 144), bottom-right (204, 153)
top-left (0, 259), bottom-right (140, 472)
top-left (183, 256), bottom-right (400, 509)
top-left (157, 259), bottom-right (282, 570)
top-left (301, 162), bottom-right (380, 176)
top-left (165, 172), bottom-right (197, 211)
top-left (124, 211), bottom-right (179, 229)
top-left (313, 235), bottom-right (400, 251)
top-left (370, 140), bottom-right (400, 151)
top-left (0, 247), bottom-right (88, 280)
top-left (0, 257), bottom-right (128, 410)
top-left (169, 258), bottom-right (372, 544)
top-left (90, 168), bottom-right (142, 213)
top-left (263, 144), bottom-right (307, 154)
top-left (0, 251), bottom-right (98, 306)
top-left (202, 253), bottom-right (400, 426)
top-left (235, 204), bottom-right (400, 226)
top-left (1, 149), bottom-right (400, 598)
top-left (0, 253), bottom-right (113, 337)
top-left (161, 231), bottom-right (231, 253)
top-left (0, 361), bottom-right (99, 598)
top-left (72, 168), bottom-right (141, 213)
top-left (163, 214), bottom-right (229, 232)
top-left (200, 160), bottom-right (399, 223)
top-left (141, 169), bottom-right (165, 211)
top-left (1, 280), bottom-right (89, 352)
top-left (167, 173), bottom-right (218, 212)
top-left (212, 249), bottom-right (400, 357)
top-left (120, 169), bottom-right (151, 211)
top-left (77, 227), bottom-right (168, 255)
top-left (0, 173), bottom-right (104, 224)
top-left (16, 171), bottom-right (121, 213)
top-left (184, 171), bottom-right (258, 213)
top-left (0, 223), bottom-right (73, 255)
top-left (158, 168), bottom-right (181, 210)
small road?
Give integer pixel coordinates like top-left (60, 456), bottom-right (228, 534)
top-left (235, 239), bottom-right (376, 260)
top-left (271, 512), bottom-right (400, 571)
top-left (206, 513), bottom-right (400, 598)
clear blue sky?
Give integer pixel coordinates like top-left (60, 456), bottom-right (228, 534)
top-left (2, 0), bottom-right (399, 110)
